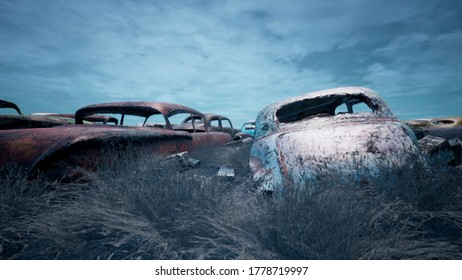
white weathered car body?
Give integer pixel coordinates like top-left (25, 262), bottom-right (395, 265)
top-left (249, 87), bottom-right (423, 193)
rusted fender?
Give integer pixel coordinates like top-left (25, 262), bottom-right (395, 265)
top-left (0, 125), bottom-right (194, 177)
top-left (249, 87), bottom-right (424, 193)
top-left (0, 100), bottom-right (22, 115)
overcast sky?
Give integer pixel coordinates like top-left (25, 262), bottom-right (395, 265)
top-left (1, 0), bottom-right (461, 126)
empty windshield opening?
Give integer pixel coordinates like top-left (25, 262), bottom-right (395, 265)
top-left (85, 113), bottom-right (119, 125)
top-left (335, 102), bottom-right (373, 115)
top-left (277, 94), bottom-right (375, 123)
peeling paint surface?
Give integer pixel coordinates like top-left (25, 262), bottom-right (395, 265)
top-left (249, 87), bottom-right (424, 193)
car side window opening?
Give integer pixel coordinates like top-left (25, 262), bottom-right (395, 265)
top-left (172, 113), bottom-right (196, 131)
top-left (183, 116), bottom-right (204, 125)
top-left (88, 113), bottom-right (145, 126)
top-left (144, 114), bottom-right (168, 128)
top-left (210, 119), bottom-right (220, 128)
top-left (121, 114), bottom-right (149, 126)
top-left (221, 119), bottom-right (233, 128)
top-left (169, 113), bottom-right (192, 126)
top-left (335, 102), bottom-right (373, 115)
top-left (90, 113), bottom-right (119, 125)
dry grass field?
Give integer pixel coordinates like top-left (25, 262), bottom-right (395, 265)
top-left (1, 143), bottom-right (461, 259)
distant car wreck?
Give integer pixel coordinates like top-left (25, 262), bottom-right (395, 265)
top-left (404, 116), bottom-right (462, 140)
top-left (240, 120), bottom-right (256, 137)
top-left (249, 87), bottom-right (424, 193)
top-left (0, 101), bottom-right (232, 179)
top-left (406, 118), bottom-right (462, 166)
top-left (180, 114), bottom-right (242, 139)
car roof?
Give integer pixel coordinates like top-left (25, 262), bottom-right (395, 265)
top-left (75, 102), bottom-right (203, 124)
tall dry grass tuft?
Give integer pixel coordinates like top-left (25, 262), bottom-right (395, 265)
top-left (1, 144), bottom-right (461, 259)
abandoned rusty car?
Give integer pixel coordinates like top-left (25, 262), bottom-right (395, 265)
top-left (404, 116), bottom-right (462, 140)
top-left (0, 101), bottom-right (233, 179)
top-left (240, 120), bottom-right (256, 137)
top-left (180, 114), bottom-right (243, 139)
top-left (249, 87), bottom-right (425, 193)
